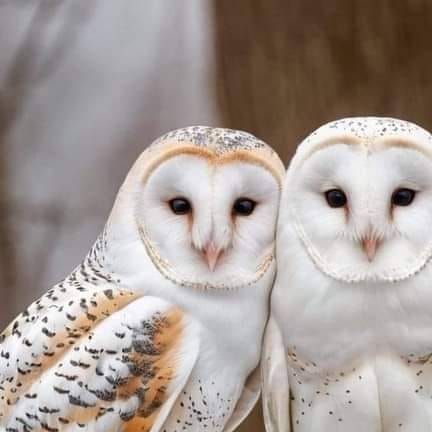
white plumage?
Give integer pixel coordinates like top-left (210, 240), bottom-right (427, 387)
top-left (0, 126), bottom-right (284, 432)
top-left (263, 117), bottom-right (432, 432)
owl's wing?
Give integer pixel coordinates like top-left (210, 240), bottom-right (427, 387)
top-left (0, 286), bottom-right (200, 432)
top-left (223, 365), bottom-right (261, 432)
top-left (261, 316), bottom-right (290, 432)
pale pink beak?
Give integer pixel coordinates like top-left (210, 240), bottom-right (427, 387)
top-left (203, 244), bottom-right (222, 272)
top-left (362, 237), bottom-right (379, 262)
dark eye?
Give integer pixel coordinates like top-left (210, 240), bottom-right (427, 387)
top-left (233, 198), bottom-right (256, 216)
top-left (169, 197), bottom-right (191, 215)
top-left (391, 188), bottom-right (416, 206)
top-left (325, 189), bottom-right (347, 208)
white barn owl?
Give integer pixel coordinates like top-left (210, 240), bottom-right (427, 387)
top-left (262, 117), bottom-right (432, 432)
top-left (0, 126), bottom-right (285, 432)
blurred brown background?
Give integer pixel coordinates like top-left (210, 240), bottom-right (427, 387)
top-left (1, 1), bottom-right (432, 430)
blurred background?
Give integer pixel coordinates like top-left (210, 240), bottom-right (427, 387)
top-left (1, 1), bottom-right (432, 429)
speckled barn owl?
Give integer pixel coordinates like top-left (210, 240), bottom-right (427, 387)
top-left (263, 117), bottom-right (432, 432)
top-left (0, 126), bottom-right (285, 432)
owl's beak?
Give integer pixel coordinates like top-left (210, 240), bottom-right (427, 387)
top-left (362, 237), bottom-right (379, 262)
top-left (203, 243), bottom-right (222, 272)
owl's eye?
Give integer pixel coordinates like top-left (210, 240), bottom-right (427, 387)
top-left (391, 188), bottom-right (416, 206)
top-left (169, 198), bottom-right (191, 215)
top-left (325, 189), bottom-right (347, 208)
top-left (233, 198), bottom-right (256, 216)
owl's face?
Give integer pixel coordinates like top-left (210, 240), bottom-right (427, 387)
top-left (137, 153), bottom-right (281, 288)
top-left (288, 140), bottom-right (432, 283)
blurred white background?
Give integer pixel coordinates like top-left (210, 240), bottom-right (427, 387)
top-left (0, 0), bottom-right (220, 321)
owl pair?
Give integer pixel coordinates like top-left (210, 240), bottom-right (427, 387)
top-left (1, 118), bottom-right (431, 432)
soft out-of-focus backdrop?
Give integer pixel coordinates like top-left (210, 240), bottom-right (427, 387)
top-left (1, 1), bottom-right (432, 430)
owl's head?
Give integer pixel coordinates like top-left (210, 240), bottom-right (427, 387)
top-left (108, 127), bottom-right (284, 290)
top-left (282, 117), bottom-right (432, 283)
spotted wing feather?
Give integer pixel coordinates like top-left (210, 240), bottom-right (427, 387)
top-left (0, 289), bottom-right (199, 432)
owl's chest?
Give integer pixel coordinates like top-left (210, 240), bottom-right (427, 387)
top-left (288, 352), bottom-right (432, 432)
top-left (161, 369), bottom-right (244, 432)
top-left (150, 277), bottom-right (268, 360)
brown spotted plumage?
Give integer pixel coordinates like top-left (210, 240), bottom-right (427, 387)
top-left (1, 127), bottom-right (283, 431)
top-left (0, 269), bottom-right (198, 432)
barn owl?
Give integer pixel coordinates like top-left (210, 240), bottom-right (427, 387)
top-left (262, 117), bottom-right (432, 432)
top-left (0, 126), bottom-right (285, 432)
